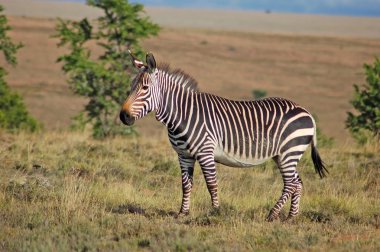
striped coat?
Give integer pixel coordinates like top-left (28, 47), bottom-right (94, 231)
top-left (120, 52), bottom-right (327, 221)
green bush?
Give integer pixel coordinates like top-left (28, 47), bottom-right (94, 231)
top-left (0, 5), bottom-right (39, 132)
top-left (55, 0), bottom-right (159, 138)
top-left (0, 71), bottom-right (39, 132)
top-left (346, 58), bottom-right (380, 142)
top-left (252, 89), bottom-right (267, 99)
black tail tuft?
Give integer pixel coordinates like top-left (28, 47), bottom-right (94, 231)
top-left (311, 144), bottom-right (328, 178)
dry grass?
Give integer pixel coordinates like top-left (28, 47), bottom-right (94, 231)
top-left (0, 130), bottom-right (379, 251)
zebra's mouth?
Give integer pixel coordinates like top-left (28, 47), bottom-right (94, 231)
top-left (119, 111), bottom-right (135, 126)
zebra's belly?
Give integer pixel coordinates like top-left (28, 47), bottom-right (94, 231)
top-left (213, 146), bottom-right (271, 168)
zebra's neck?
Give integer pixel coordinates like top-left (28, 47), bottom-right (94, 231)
top-left (155, 70), bottom-right (198, 131)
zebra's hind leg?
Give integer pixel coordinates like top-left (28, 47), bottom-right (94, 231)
top-left (266, 155), bottom-right (303, 222)
top-left (287, 175), bottom-right (302, 220)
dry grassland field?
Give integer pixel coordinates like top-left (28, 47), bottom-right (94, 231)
top-left (0, 0), bottom-right (380, 251)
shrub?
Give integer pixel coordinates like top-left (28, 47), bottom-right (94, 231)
top-left (346, 58), bottom-right (380, 142)
top-left (0, 5), bottom-right (39, 132)
top-left (55, 0), bottom-right (159, 138)
top-left (252, 89), bottom-right (267, 99)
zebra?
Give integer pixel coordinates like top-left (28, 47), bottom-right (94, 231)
top-left (119, 52), bottom-right (328, 221)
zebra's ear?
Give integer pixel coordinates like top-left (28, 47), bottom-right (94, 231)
top-left (128, 50), bottom-right (147, 70)
top-left (146, 52), bottom-right (156, 71)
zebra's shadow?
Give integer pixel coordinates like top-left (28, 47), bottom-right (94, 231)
top-left (109, 203), bottom-right (177, 218)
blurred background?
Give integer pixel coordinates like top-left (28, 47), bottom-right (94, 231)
top-left (1, 0), bottom-right (380, 143)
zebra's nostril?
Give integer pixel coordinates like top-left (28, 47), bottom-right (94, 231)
top-left (119, 111), bottom-right (134, 126)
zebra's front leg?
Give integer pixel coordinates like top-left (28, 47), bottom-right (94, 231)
top-left (178, 154), bottom-right (195, 216)
top-left (197, 152), bottom-right (219, 209)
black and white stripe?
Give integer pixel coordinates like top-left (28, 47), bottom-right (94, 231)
top-left (120, 54), bottom-right (327, 221)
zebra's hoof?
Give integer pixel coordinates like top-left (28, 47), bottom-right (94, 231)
top-left (266, 211), bottom-right (279, 222)
top-left (176, 211), bottom-right (189, 218)
top-left (285, 214), bottom-right (298, 222)
top-left (209, 206), bottom-right (221, 216)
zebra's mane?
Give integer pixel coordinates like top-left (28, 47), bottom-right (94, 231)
top-left (158, 63), bottom-right (199, 92)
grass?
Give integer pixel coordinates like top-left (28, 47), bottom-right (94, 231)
top-left (0, 130), bottom-right (379, 251)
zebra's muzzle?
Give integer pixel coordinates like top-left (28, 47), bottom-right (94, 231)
top-left (119, 110), bottom-right (135, 126)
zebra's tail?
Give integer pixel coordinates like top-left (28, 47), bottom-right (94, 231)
top-left (311, 117), bottom-right (328, 179)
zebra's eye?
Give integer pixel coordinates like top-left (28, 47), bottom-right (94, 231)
top-left (142, 85), bottom-right (149, 90)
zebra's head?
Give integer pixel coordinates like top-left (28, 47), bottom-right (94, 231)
top-left (119, 52), bottom-right (158, 126)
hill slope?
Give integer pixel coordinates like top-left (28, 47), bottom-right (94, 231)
top-left (2, 15), bottom-right (380, 141)
top-left (1, 0), bottom-right (380, 38)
